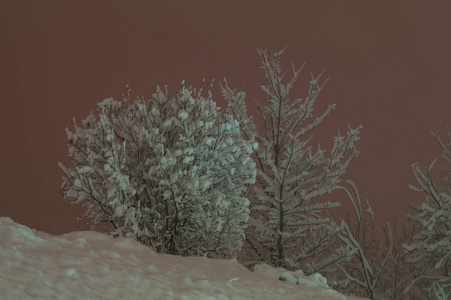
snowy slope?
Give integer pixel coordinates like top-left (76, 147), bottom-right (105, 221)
top-left (0, 217), bottom-right (366, 299)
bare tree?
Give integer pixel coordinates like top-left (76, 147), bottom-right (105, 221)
top-left (332, 180), bottom-right (393, 300)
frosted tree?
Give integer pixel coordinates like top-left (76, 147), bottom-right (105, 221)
top-left (59, 82), bottom-right (258, 258)
top-left (221, 46), bottom-right (362, 274)
top-left (404, 127), bottom-right (451, 298)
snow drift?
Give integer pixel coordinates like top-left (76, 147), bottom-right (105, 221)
top-left (0, 217), bottom-right (365, 299)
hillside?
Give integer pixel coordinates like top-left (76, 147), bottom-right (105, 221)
top-left (0, 217), bottom-right (365, 299)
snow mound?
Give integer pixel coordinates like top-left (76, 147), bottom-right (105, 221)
top-left (0, 217), bottom-right (365, 299)
top-left (254, 264), bottom-right (329, 288)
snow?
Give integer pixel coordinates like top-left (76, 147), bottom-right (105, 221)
top-left (0, 217), bottom-right (366, 299)
top-left (178, 110), bottom-right (189, 120)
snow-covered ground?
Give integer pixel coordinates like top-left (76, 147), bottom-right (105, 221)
top-left (0, 217), bottom-right (365, 299)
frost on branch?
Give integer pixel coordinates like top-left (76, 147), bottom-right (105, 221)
top-left (221, 46), bottom-right (362, 275)
top-left (403, 127), bottom-right (451, 298)
top-left (333, 180), bottom-right (393, 300)
top-left (59, 83), bottom-right (257, 258)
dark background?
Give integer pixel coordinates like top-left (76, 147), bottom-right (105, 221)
top-left (1, 0), bottom-right (450, 235)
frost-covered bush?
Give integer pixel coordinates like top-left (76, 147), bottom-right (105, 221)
top-left (59, 83), bottom-right (257, 258)
top-left (403, 127), bottom-right (451, 298)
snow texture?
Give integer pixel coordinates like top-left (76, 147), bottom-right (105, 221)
top-left (0, 217), bottom-right (367, 300)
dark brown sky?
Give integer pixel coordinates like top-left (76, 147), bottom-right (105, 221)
top-left (1, 0), bottom-right (450, 235)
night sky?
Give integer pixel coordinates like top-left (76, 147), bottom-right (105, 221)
top-left (1, 1), bottom-right (450, 235)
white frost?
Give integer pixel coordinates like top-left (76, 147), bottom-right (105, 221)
top-left (178, 110), bottom-right (188, 121)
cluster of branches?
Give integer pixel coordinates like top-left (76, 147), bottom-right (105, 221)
top-left (221, 47), bottom-right (362, 274)
top-left (60, 81), bottom-right (257, 258)
top-left (60, 46), bottom-right (451, 300)
top-left (403, 127), bottom-right (451, 299)
top-left (326, 128), bottom-right (451, 300)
